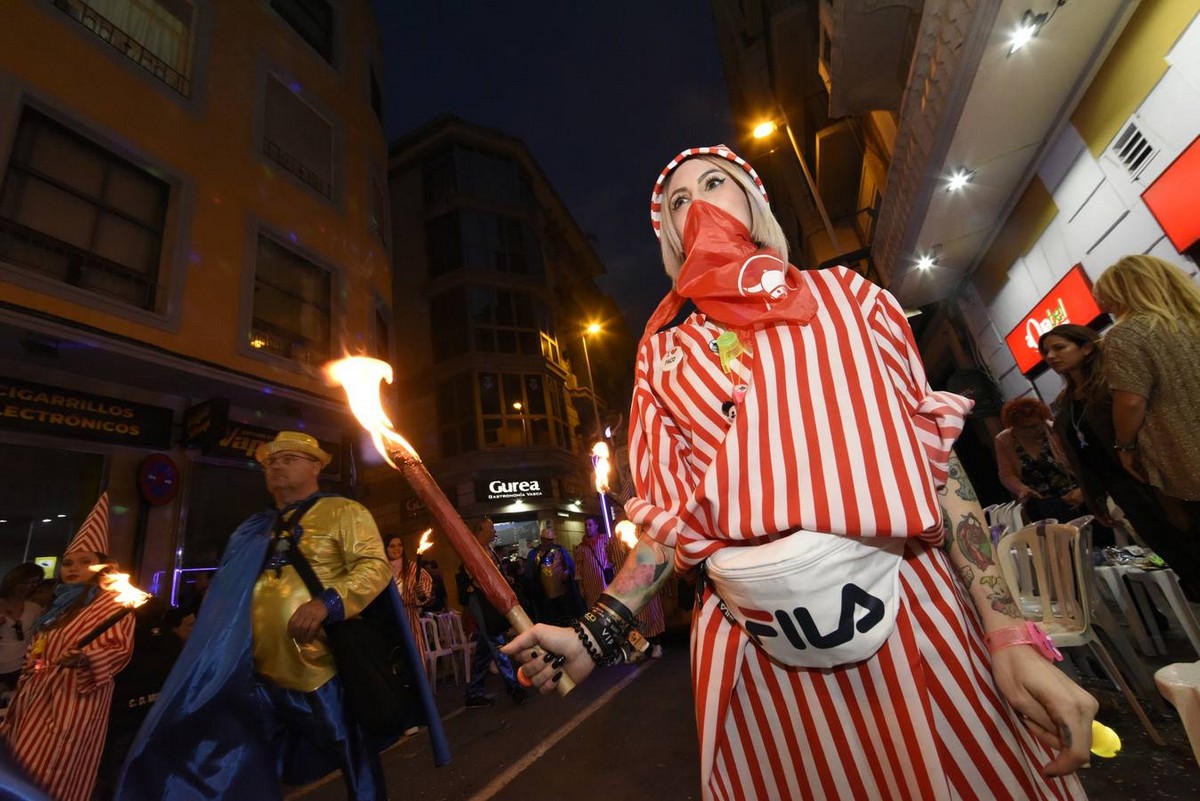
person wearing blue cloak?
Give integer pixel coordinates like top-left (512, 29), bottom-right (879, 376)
top-left (115, 432), bottom-right (449, 800)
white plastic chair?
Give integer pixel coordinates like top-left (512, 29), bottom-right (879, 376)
top-left (420, 616), bottom-right (459, 686)
top-left (436, 611), bottom-right (474, 684)
top-left (1155, 661), bottom-right (1200, 768)
top-left (996, 521), bottom-right (1165, 744)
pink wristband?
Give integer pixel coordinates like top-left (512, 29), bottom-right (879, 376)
top-left (984, 621), bottom-right (1063, 662)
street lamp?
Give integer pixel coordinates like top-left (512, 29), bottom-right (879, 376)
top-left (752, 111), bottom-right (843, 255)
top-left (580, 323), bottom-right (603, 437)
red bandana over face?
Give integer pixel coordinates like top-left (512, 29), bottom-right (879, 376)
top-left (642, 201), bottom-right (817, 341)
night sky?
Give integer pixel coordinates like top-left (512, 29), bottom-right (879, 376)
top-left (370, 1), bottom-right (736, 334)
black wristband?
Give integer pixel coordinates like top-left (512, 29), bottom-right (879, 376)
top-left (596, 593), bottom-right (637, 627)
top-left (572, 619), bottom-right (608, 666)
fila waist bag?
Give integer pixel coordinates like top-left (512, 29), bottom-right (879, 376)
top-left (706, 529), bottom-right (907, 669)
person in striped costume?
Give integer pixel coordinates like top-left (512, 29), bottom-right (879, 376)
top-left (386, 534), bottom-right (433, 669)
top-left (1, 492), bottom-right (135, 801)
top-left (505, 146), bottom-right (1097, 800)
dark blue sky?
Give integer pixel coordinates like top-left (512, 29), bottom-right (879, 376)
top-left (371, 1), bottom-right (735, 333)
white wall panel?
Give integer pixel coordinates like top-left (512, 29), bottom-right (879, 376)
top-left (1032, 369), bottom-right (1065, 407)
top-left (1064, 181), bottom-right (1128, 256)
top-left (998, 366), bottom-right (1034, 400)
top-left (1038, 124), bottom-right (1088, 194)
top-left (1081, 203), bottom-right (1168, 278)
top-left (1136, 69), bottom-right (1200, 167)
top-left (1022, 241), bottom-right (1054, 296)
top-left (991, 257), bottom-right (1038, 334)
top-left (1053, 152), bottom-right (1106, 220)
top-left (1166, 11), bottom-right (1200, 94)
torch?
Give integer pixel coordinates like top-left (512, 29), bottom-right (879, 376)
top-left (75, 569), bottom-right (151, 649)
top-left (591, 441), bottom-right (614, 542)
top-left (327, 357), bottom-right (575, 694)
top-left (415, 528), bottom-right (434, 556)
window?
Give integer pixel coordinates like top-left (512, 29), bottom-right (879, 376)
top-left (263, 74), bottom-right (334, 199)
top-left (372, 302), bottom-right (391, 362)
top-left (425, 210), bottom-right (543, 277)
top-left (0, 107), bottom-right (169, 310)
top-left (270, 0), bottom-right (333, 62)
top-left (436, 370), bottom-right (573, 458)
top-left (54, 0), bottom-right (195, 97)
top-left (436, 372), bottom-right (477, 458)
top-left (369, 177), bottom-right (387, 245)
top-left (369, 65), bottom-right (383, 123)
top-left (428, 285), bottom-right (549, 360)
top-left (250, 234), bottom-right (331, 366)
top-left (420, 143), bottom-right (534, 208)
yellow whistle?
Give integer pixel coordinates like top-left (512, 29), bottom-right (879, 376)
top-left (1090, 720), bottom-right (1121, 758)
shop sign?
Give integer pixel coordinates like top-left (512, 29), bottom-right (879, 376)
top-left (477, 475), bottom-right (548, 502)
top-left (0, 377), bottom-right (172, 448)
top-left (1142, 135), bottom-right (1200, 252)
top-left (206, 421), bottom-right (341, 477)
top-left (183, 398), bottom-right (230, 450)
top-left (1004, 265), bottom-right (1108, 375)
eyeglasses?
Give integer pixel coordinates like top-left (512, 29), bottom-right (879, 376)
top-left (261, 454), bottom-right (319, 468)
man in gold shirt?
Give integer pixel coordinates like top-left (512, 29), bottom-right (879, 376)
top-left (117, 431), bottom-right (414, 801)
top-left (250, 431), bottom-right (393, 799)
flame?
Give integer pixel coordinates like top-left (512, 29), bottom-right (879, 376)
top-left (99, 571), bottom-right (151, 608)
top-left (415, 528), bottom-right (434, 555)
top-left (591, 441), bottom-right (611, 493)
top-left (615, 519), bottom-right (639, 548)
top-left (325, 357), bottom-right (419, 465)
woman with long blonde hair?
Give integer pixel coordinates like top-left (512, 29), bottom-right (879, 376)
top-left (1094, 255), bottom-right (1200, 592)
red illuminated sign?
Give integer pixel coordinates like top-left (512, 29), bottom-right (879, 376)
top-left (1004, 265), bottom-right (1108, 375)
top-left (1142, 135), bottom-right (1200, 252)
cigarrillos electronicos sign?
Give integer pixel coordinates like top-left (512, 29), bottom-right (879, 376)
top-left (0, 377), bottom-right (173, 448)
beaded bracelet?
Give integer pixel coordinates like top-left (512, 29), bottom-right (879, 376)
top-left (572, 619), bottom-right (609, 666)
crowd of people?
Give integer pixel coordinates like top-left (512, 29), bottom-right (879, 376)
top-left (991, 254), bottom-right (1200, 600)
top-left (0, 142), bottom-right (1194, 800)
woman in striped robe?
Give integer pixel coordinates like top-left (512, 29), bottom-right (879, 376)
top-left (1, 550), bottom-right (134, 801)
top-left (505, 146), bottom-right (1097, 800)
top-left (386, 535), bottom-right (433, 666)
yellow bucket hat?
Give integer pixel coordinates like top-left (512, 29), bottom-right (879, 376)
top-left (255, 431), bottom-right (332, 466)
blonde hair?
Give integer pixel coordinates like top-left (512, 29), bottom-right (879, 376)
top-left (658, 155), bottom-right (790, 280)
top-left (1093, 255), bottom-right (1200, 333)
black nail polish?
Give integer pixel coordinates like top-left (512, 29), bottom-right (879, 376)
top-left (543, 652), bottom-right (555, 663)
top-left (552, 655), bottom-right (565, 669)
top-left (552, 670), bottom-right (562, 683)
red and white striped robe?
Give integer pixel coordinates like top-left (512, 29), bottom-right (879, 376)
top-left (393, 560), bottom-right (433, 661)
top-left (625, 267), bottom-right (1085, 800)
top-left (574, 540), bottom-right (610, 608)
top-left (1, 589), bottom-right (135, 801)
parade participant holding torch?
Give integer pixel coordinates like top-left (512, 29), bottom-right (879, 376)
top-left (117, 432), bottom-right (447, 801)
top-left (504, 145), bottom-right (1097, 799)
top-left (2, 493), bottom-right (135, 801)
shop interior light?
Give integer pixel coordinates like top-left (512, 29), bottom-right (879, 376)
top-left (946, 168), bottom-right (974, 191)
top-left (916, 254), bottom-right (938, 271)
top-left (1008, 2), bottom-right (1066, 56)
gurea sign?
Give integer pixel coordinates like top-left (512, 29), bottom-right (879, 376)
top-left (1004, 265), bottom-right (1108, 375)
top-left (479, 477), bottom-right (547, 502)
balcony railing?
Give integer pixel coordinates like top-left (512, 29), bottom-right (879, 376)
top-left (263, 137), bottom-right (334, 199)
top-left (53, 0), bottom-right (191, 98)
top-left (0, 216), bottom-right (160, 310)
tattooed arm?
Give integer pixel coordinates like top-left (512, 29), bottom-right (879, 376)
top-left (607, 535), bottom-right (676, 612)
top-left (940, 453), bottom-right (1023, 629)
top-left (940, 451), bottom-right (1097, 777)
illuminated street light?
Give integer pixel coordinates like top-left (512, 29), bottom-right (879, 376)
top-left (752, 120), bottom-right (777, 139)
top-left (580, 323), bottom-right (603, 437)
top-left (750, 113), bottom-right (843, 254)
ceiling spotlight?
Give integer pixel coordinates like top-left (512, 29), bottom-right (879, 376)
top-left (916, 254), bottom-right (938, 271)
top-left (1009, 8), bottom-right (1051, 55)
top-left (946, 168), bottom-right (974, 191)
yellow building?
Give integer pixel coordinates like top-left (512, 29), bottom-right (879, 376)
top-left (0, 0), bottom-right (390, 599)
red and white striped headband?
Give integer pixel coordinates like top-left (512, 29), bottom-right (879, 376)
top-left (650, 145), bottom-right (768, 239)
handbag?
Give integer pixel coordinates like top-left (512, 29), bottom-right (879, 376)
top-left (704, 529), bottom-right (906, 669)
top-left (278, 500), bottom-right (421, 737)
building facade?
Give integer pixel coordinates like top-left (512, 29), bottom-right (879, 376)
top-left (0, 0), bottom-right (390, 598)
top-left (710, 0), bottom-right (1199, 504)
top-left (379, 116), bottom-right (632, 578)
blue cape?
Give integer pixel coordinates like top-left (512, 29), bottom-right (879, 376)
top-left (115, 504), bottom-right (450, 800)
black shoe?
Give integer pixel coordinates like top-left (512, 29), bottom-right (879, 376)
top-left (510, 687), bottom-right (527, 706)
top-left (465, 695), bottom-right (495, 708)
